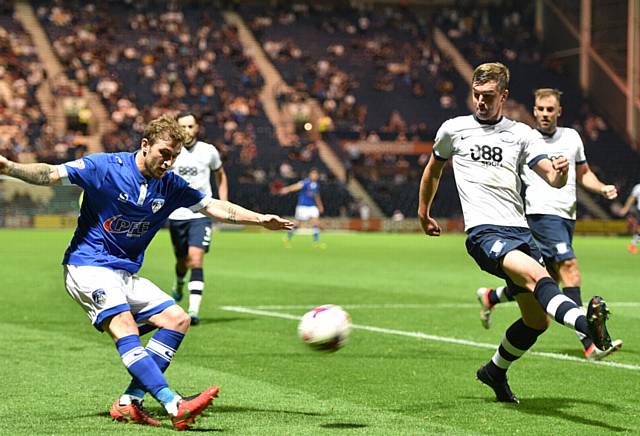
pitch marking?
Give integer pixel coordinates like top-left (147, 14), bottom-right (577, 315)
top-left (221, 305), bottom-right (640, 372)
top-left (241, 302), bottom-right (640, 310)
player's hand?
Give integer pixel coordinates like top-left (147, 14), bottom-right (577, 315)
top-left (600, 184), bottom-right (617, 200)
top-left (551, 156), bottom-right (569, 174)
top-left (0, 155), bottom-right (11, 175)
top-left (419, 214), bottom-right (441, 237)
top-left (260, 214), bottom-right (295, 230)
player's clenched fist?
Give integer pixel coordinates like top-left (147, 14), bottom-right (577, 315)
top-left (419, 214), bottom-right (441, 237)
top-left (551, 156), bottom-right (569, 174)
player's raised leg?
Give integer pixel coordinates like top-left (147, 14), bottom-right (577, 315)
top-left (501, 250), bottom-right (612, 350)
top-left (476, 285), bottom-right (514, 329)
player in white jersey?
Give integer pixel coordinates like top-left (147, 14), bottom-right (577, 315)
top-left (476, 88), bottom-right (622, 360)
top-left (419, 63), bottom-right (615, 403)
top-left (169, 113), bottom-right (229, 324)
top-left (619, 183), bottom-right (640, 253)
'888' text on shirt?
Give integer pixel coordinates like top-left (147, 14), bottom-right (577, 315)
top-left (433, 115), bottom-right (547, 231)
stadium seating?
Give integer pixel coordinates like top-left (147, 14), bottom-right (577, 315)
top-left (0, 4), bottom-right (47, 162)
top-left (34, 0), bottom-right (353, 216)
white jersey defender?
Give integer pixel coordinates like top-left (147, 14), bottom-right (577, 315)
top-left (521, 127), bottom-right (586, 219)
top-left (168, 140), bottom-right (223, 220)
top-left (433, 115), bottom-right (546, 231)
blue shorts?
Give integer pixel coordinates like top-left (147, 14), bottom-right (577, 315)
top-left (465, 225), bottom-right (544, 293)
top-left (169, 217), bottom-right (212, 257)
top-left (527, 214), bottom-right (576, 264)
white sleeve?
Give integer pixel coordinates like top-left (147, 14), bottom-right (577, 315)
top-left (433, 121), bottom-right (454, 160)
top-left (575, 131), bottom-right (587, 163)
top-left (523, 130), bottom-right (547, 168)
top-left (210, 147), bottom-right (222, 171)
top-left (632, 184), bottom-right (640, 199)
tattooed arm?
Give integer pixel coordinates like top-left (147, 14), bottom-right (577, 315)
top-left (199, 198), bottom-right (294, 230)
top-left (0, 155), bottom-right (61, 185)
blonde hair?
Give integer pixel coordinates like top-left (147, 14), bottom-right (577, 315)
top-left (534, 88), bottom-right (562, 105)
top-left (472, 62), bottom-right (510, 91)
top-left (143, 113), bottom-right (189, 146)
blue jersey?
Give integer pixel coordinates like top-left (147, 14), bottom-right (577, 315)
top-left (297, 179), bottom-right (319, 207)
top-left (59, 152), bottom-right (209, 273)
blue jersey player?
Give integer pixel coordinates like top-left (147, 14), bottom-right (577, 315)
top-left (0, 114), bottom-right (293, 430)
top-left (279, 168), bottom-right (325, 247)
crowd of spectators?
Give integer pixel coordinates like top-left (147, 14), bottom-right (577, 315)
top-left (0, 7), bottom-right (49, 164)
top-left (242, 3), bottom-right (470, 218)
top-left (33, 0), bottom-right (353, 216)
top-left (5, 1), bottom-right (637, 220)
top-left (244, 3), bottom-right (467, 142)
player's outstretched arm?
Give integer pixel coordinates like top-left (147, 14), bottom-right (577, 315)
top-left (532, 156), bottom-right (569, 188)
top-left (418, 155), bottom-right (446, 237)
top-left (576, 163), bottom-right (617, 199)
top-left (199, 198), bottom-right (294, 230)
top-left (214, 167), bottom-right (229, 201)
top-left (0, 155), bottom-right (61, 185)
top-left (279, 181), bottom-right (303, 195)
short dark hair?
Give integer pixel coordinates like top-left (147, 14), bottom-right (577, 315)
top-left (176, 112), bottom-right (199, 124)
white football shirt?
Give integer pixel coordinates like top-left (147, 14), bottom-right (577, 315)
top-left (433, 115), bottom-right (547, 231)
top-left (168, 140), bottom-right (223, 220)
top-left (521, 127), bottom-right (586, 220)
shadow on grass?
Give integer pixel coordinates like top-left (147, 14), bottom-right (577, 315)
top-left (320, 423), bottom-right (368, 429)
top-left (195, 317), bottom-right (257, 325)
top-left (215, 405), bottom-right (325, 417)
top-left (469, 396), bottom-right (628, 432)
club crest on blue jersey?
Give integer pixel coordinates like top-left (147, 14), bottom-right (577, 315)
top-left (92, 289), bottom-right (106, 306)
top-left (103, 214), bottom-right (151, 237)
top-left (151, 198), bottom-right (165, 214)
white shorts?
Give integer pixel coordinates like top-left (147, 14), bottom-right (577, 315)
top-left (295, 205), bottom-right (319, 221)
top-left (63, 265), bottom-right (175, 331)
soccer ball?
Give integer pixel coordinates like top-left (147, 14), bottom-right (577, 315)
top-left (298, 305), bottom-right (352, 351)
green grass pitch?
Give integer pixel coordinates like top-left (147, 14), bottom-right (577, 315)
top-left (0, 229), bottom-right (638, 435)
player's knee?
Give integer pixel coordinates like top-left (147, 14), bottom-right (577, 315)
top-left (186, 258), bottom-right (203, 269)
top-left (559, 259), bottom-right (581, 286)
top-left (522, 314), bottom-right (550, 331)
top-left (171, 309), bottom-right (191, 331)
top-left (160, 305), bottom-right (191, 331)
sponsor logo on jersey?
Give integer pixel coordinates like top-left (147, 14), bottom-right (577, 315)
top-left (499, 130), bottom-right (515, 143)
top-left (118, 192), bottom-right (129, 202)
top-left (151, 198), bottom-right (165, 214)
top-left (103, 215), bottom-right (151, 237)
top-left (92, 288), bottom-right (106, 306)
